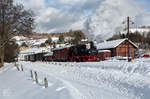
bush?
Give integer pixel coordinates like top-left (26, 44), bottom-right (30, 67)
top-left (4, 41), bottom-right (19, 62)
top-left (45, 37), bottom-right (52, 45)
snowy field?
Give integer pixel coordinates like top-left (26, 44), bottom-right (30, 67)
top-left (1, 58), bottom-right (150, 99)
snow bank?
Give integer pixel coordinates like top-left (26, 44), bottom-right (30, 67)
top-left (0, 63), bottom-right (73, 99)
top-left (18, 58), bottom-right (150, 99)
top-left (1, 58), bottom-right (150, 99)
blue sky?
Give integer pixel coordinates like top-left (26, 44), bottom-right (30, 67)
top-left (137, 0), bottom-right (150, 11)
top-left (145, 0), bottom-right (150, 11)
top-left (44, 0), bottom-right (150, 18)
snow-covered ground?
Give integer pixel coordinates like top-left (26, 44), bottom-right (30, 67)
top-left (16, 38), bottom-right (48, 46)
top-left (1, 58), bottom-right (150, 99)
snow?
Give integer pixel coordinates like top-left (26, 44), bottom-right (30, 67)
top-left (51, 37), bottom-right (59, 42)
top-left (13, 36), bottom-right (28, 41)
top-left (15, 38), bottom-right (48, 46)
top-left (28, 39), bottom-right (47, 46)
top-left (44, 52), bottom-right (53, 56)
top-left (121, 28), bottom-right (150, 34)
top-left (1, 58), bottom-right (150, 99)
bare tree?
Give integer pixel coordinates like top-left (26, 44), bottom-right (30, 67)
top-left (0, 0), bottom-right (34, 67)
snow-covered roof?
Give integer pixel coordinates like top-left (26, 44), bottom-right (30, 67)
top-left (44, 52), bottom-right (53, 56)
top-left (20, 47), bottom-right (48, 54)
top-left (53, 46), bottom-right (69, 51)
top-left (98, 50), bottom-right (111, 53)
top-left (53, 45), bottom-right (73, 51)
top-left (97, 38), bottom-right (138, 50)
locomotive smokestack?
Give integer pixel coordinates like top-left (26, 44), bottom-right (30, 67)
top-left (90, 41), bottom-right (95, 49)
top-left (90, 40), bottom-right (97, 49)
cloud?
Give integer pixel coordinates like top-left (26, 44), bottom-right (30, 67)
top-left (14, 0), bottom-right (150, 42)
top-left (83, 0), bottom-right (150, 42)
top-left (35, 7), bottom-right (85, 33)
top-left (14, 0), bottom-right (89, 33)
top-left (14, 0), bottom-right (102, 33)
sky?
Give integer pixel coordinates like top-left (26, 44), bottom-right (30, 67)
top-left (14, 0), bottom-right (150, 41)
top-left (142, 0), bottom-right (150, 10)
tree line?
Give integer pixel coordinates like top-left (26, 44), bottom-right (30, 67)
top-left (39, 30), bottom-right (84, 48)
top-left (108, 31), bottom-right (150, 49)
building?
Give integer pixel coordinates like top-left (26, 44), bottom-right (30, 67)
top-left (98, 50), bottom-right (111, 60)
top-left (97, 38), bottom-right (138, 59)
top-left (18, 47), bottom-right (51, 61)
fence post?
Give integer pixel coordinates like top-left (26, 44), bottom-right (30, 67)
top-left (71, 64), bottom-right (74, 67)
top-left (21, 65), bottom-right (24, 71)
top-left (30, 70), bottom-right (33, 79)
top-left (34, 71), bottom-right (38, 83)
top-left (44, 77), bottom-right (48, 88)
top-left (59, 63), bottom-right (61, 66)
top-left (14, 62), bottom-right (17, 66)
top-left (16, 64), bottom-right (20, 71)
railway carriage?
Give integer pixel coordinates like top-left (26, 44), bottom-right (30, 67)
top-left (25, 52), bottom-right (47, 62)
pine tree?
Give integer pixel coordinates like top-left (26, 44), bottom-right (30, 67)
top-left (4, 41), bottom-right (19, 62)
top-left (45, 37), bottom-right (52, 45)
top-left (72, 31), bottom-right (82, 44)
top-left (58, 35), bottom-right (64, 44)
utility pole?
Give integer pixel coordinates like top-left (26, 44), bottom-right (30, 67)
top-left (126, 16), bottom-right (134, 62)
top-left (127, 16), bottom-right (130, 62)
top-left (123, 16), bottom-right (134, 62)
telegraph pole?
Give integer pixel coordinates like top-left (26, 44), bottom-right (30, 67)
top-left (127, 16), bottom-right (130, 62)
top-left (123, 16), bottom-right (134, 62)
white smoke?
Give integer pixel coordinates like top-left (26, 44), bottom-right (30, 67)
top-left (83, 0), bottom-right (150, 43)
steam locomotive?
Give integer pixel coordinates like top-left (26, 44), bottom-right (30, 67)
top-left (25, 42), bottom-right (100, 62)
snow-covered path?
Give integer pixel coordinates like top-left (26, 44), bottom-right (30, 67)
top-left (0, 64), bottom-right (73, 99)
top-left (20, 62), bottom-right (130, 99)
top-left (19, 61), bottom-right (139, 99)
top-left (1, 58), bottom-right (150, 99)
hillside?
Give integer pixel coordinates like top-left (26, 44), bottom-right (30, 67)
top-left (121, 27), bottom-right (150, 35)
top-left (15, 30), bottom-right (86, 40)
